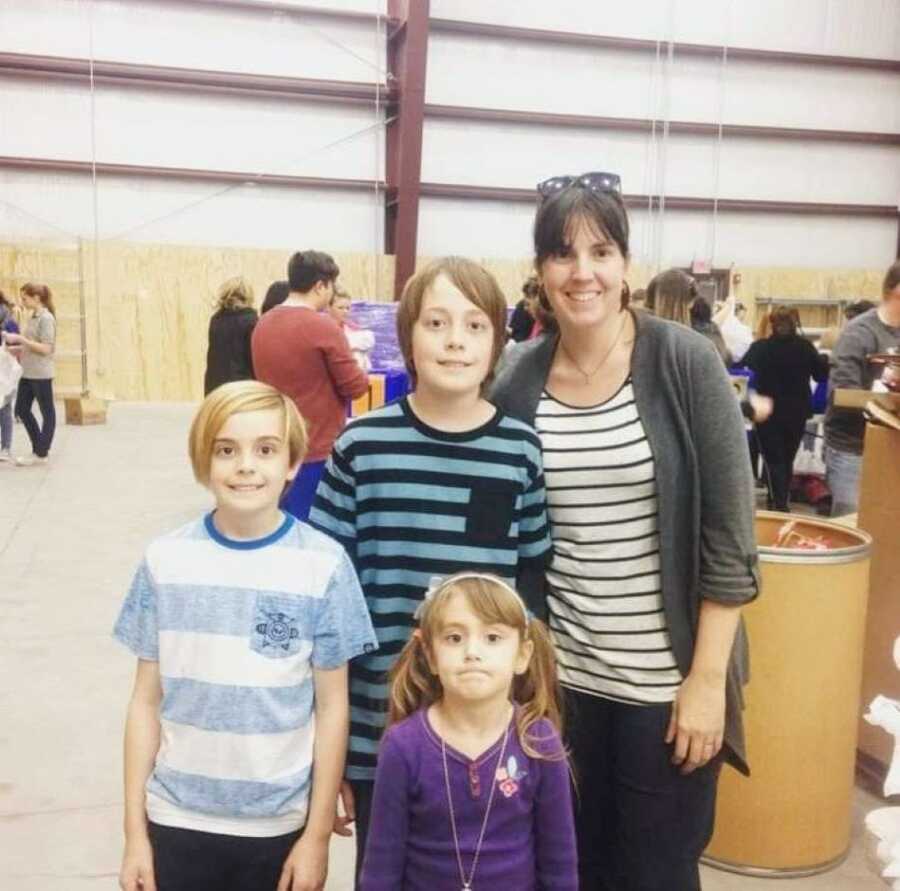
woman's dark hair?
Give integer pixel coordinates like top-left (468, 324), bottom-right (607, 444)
top-left (0, 290), bottom-right (12, 310)
top-left (689, 297), bottom-right (713, 325)
top-left (882, 260), bottom-right (900, 296)
top-left (287, 250), bottom-right (339, 293)
top-left (521, 275), bottom-right (541, 300)
top-left (533, 186), bottom-right (631, 311)
top-left (844, 299), bottom-right (875, 321)
top-left (261, 280), bottom-right (290, 314)
top-left (769, 305), bottom-right (799, 338)
top-left (21, 282), bottom-right (55, 317)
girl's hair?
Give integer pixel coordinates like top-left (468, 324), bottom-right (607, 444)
top-left (389, 574), bottom-right (565, 760)
top-left (20, 282), bottom-right (55, 317)
top-left (396, 257), bottom-right (508, 393)
top-left (533, 185), bottom-right (631, 315)
top-left (215, 276), bottom-right (254, 312)
top-left (769, 305), bottom-right (799, 338)
top-left (646, 269), bottom-right (696, 326)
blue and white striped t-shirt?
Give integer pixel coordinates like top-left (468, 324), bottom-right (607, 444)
top-left (113, 512), bottom-right (377, 837)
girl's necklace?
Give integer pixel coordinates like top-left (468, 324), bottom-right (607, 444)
top-left (560, 311), bottom-right (628, 384)
top-left (441, 717), bottom-right (512, 891)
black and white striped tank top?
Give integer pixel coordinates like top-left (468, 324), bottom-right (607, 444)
top-left (535, 379), bottom-right (682, 704)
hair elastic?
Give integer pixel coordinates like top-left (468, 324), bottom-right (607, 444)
top-left (414, 572), bottom-right (531, 624)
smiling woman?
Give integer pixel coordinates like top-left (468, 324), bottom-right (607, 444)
top-left (491, 176), bottom-right (759, 891)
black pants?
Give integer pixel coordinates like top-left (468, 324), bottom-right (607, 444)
top-left (755, 412), bottom-right (807, 511)
top-left (349, 779), bottom-right (375, 889)
top-left (148, 822), bottom-right (301, 891)
top-left (15, 377), bottom-right (56, 458)
top-left (566, 688), bottom-right (721, 891)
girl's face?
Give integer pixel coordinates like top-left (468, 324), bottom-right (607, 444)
top-left (539, 215), bottom-right (628, 333)
top-left (428, 592), bottom-right (532, 706)
top-left (20, 292), bottom-right (38, 311)
top-left (411, 274), bottom-right (494, 398)
top-left (329, 297), bottom-right (352, 325)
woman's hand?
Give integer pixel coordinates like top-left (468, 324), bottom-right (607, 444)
top-left (3, 333), bottom-right (23, 346)
top-left (665, 671), bottom-right (726, 775)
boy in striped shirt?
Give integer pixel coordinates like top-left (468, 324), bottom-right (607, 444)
top-left (309, 257), bottom-right (552, 881)
top-left (114, 381), bottom-right (377, 891)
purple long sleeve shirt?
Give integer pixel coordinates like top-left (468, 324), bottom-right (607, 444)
top-left (360, 709), bottom-right (578, 891)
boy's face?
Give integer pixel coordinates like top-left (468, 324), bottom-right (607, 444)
top-left (207, 408), bottom-right (298, 523)
top-left (411, 274), bottom-right (494, 398)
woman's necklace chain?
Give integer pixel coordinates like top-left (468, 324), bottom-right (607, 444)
top-left (441, 718), bottom-right (512, 891)
top-left (561, 312), bottom-right (628, 384)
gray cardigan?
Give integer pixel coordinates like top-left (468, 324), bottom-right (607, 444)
top-left (491, 310), bottom-right (760, 774)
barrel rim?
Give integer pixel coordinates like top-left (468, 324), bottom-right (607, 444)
top-left (756, 510), bottom-right (872, 564)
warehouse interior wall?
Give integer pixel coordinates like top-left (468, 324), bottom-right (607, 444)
top-left (0, 0), bottom-right (897, 400)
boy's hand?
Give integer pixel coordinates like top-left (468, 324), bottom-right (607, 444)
top-left (277, 834), bottom-right (328, 891)
top-left (119, 836), bottom-right (156, 891)
top-left (333, 780), bottom-right (355, 837)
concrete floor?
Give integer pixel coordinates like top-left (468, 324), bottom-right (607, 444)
top-left (0, 402), bottom-right (887, 890)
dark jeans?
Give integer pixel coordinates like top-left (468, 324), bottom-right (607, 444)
top-left (15, 377), bottom-right (56, 458)
top-left (566, 688), bottom-right (721, 891)
top-left (148, 821), bottom-right (301, 891)
top-left (755, 413), bottom-right (807, 511)
top-left (349, 779), bottom-right (375, 889)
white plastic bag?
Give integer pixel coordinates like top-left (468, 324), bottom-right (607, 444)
top-left (0, 346), bottom-right (22, 402)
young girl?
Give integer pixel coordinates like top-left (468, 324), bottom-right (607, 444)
top-left (359, 573), bottom-right (577, 891)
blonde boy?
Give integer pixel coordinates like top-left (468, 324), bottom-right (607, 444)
top-left (309, 257), bottom-right (552, 881)
top-left (115, 381), bottom-right (376, 891)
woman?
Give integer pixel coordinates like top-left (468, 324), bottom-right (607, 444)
top-left (6, 283), bottom-right (56, 466)
top-left (0, 291), bottom-right (21, 462)
top-left (646, 268), bottom-right (732, 366)
top-left (492, 175), bottom-right (758, 891)
top-left (740, 306), bottom-right (829, 511)
top-left (203, 277), bottom-right (257, 395)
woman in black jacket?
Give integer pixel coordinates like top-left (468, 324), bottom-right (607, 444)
top-left (739, 305), bottom-right (829, 511)
top-left (204, 277), bottom-right (258, 395)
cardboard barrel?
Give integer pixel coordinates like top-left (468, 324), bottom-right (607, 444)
top-left (703, 511), bottom-right (873, 877)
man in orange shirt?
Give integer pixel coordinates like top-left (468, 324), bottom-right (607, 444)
top-left (252, 250), bottom-right (369, 519)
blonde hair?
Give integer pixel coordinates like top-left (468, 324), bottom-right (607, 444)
top-left (389, 574), bottom-right (565, 761)
top-left (396, 257), bottom-right (508, 393)
top-left (188, 380), bottom-right (307, 485)
top-left (215, 276), bottom-right (254, 312)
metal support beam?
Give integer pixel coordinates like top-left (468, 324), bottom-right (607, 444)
top-left (385, 0), bottom-right (429, 299)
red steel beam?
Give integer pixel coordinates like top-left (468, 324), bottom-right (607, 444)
top-left (385, 0), bottom-right (430, 299)
top-left (417, 181), bottom-right (899, 218)
top-left (121, 0), bottom-right (396, 29)
top-left (424, 104), bottom-right (900, 147)
top-left (0, 52), bottom-right (393, 105)
top-left (430, 18), bottom-right (900, 73)
top-left (0, 155), bottom-right (382, 191)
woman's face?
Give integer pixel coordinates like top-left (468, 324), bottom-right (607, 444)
top-left (20, 292), bottom-right (37, 311)
top-left (539, 215), bottom-right (627, 333)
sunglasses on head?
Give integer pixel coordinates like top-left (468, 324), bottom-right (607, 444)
top-left (536, 171), bottom-right (622, 199)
